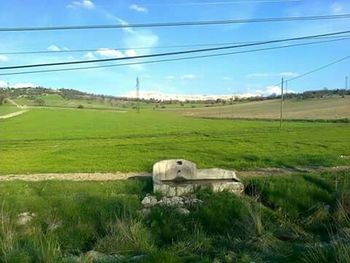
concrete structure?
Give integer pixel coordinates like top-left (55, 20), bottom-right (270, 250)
top-left (152, 159), bottom-right (244, 196)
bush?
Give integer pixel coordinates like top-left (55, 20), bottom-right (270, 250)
top-left (0, 95), bottom-right (5, 105)
top-left (77, 104), bottom-right (84, 109)
top-left (34, 98), bottom-right (45, 106)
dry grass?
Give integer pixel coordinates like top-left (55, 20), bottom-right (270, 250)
top-left (181, 96), bottom-right (350, 120)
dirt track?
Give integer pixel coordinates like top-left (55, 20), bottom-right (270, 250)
top-left (238, 166), bottom-right (350, 177)
top-left (0, 166), bottom-right (348, 182)
top-left (0, 172), bottom-right (152, 181)
top-left (0, 110), bottom-right (29, 119)
top-left (0, 99), bottom-right (29, 119)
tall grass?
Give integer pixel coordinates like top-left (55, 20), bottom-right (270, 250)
top-left (0, 172), bottom-right (348, 262)
top-left (95, 218), bottom-right (155, 255)
top-left (0, 205), bottom-right (17, 262)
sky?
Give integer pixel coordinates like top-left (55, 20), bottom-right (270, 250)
top-left (0, 0), bottom-right (349, 98)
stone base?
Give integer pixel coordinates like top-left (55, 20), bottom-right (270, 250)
top-left (154, 180), bottom-right (244, 197)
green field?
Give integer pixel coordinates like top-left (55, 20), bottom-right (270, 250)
top-left (0, 105), bottom-right (20, 116)
top-left (0, 102), bottom-right (350, 262)
top-left (180, 96), bottom-right (350, 120)
top-left (0, 107), bottom-right (349, 174)
top-left (14, 94), bottom-right (123, 109)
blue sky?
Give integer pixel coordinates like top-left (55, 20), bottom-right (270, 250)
top-left (0, 0), bottom-right (349, 97)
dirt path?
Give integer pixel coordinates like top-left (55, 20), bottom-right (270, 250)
top-left (32, 106), bottom-right (127, 113)
top-left (0, 110), bottom-right (29, 119)
top-left (0, 172), bottom-right (152, 181)
top-left (0, 99), bottom-right (29, 119)
top-left (238, 166), bottom-right (350, 177)
top-left (6, 98), bottom-right (27, 109)
top-left (0, 166), bottom-right (348, 182)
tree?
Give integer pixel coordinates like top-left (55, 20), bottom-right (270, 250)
top-left (0, 95), bottom-right (5, 105)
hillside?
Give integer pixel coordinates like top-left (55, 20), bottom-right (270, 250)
top-left (1, 87), bottom-right (349, 120)
top-left (181, 95), bottom-right (350, 120)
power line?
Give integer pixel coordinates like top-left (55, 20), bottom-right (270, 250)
top-left (146, 0), bottom-right (302, 6)
top-left (1, 35), bottom-right (349, 76)
top-left (287, 55), bottom-right (350, 82)
top-left (1, 30), bottom-right (349, 71)
top-left (1, 34), bottom-right (349, 56)
top-left (1, 14), bottom-right (350, 32)
top-left (269, 54), bottom-right (350, 89)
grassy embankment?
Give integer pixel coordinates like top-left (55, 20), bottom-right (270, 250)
top-left (0, 171), bottom-right (349, 262)
top-left (0, 108), bottom-right (349, 174)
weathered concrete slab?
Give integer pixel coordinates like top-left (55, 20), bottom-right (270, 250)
top-left (196, 168), bottom-right (240, 181)
top-left (153, 159), bottom-right (197, 182)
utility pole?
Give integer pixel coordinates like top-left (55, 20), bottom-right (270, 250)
top-left (136, 76), bottom-right (140, 113)
top-left (284, 80), bottom-right (288, 100)
top-left (346, 75), bottom-right (348, 90)
top-left (280, 78), bottom-right (284, 129)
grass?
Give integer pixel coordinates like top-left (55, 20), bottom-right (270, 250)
top-left (0, 105), bottom-right (19, 116)
top-left (179, 95), bottom-right (350, 120)
top-left (0, 108), bottom-right (349, 174)
top-left (0, 171), bottom-right (348, 262)
top-left (1, 96), bottom-right (349, 261)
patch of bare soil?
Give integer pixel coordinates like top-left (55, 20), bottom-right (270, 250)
top-left (0, 166), bottom-right (348, 182)
top-left (238, 166), bottom-right (350, 177)
top-left (0, 172), bottom-right (152, 181)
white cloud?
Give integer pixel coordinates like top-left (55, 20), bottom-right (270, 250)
top-left (125, 49), bottom-right (137, 57)
top-left (254, 85), bottom-right (296, 96)
top-left (264, 85), bottom-right (281, 95)
top-left (121, 24), bottom-right (159, 71)
top-left (246, 72), bottom-right (299, 79)
top-left (92, 48), bottom-right (137, 61)
top-left (107, 16), bottom-right (158, 52)
top-left (181, 74), bottom-right (197, 80)
top-left (331, 2), bottom-right (344, 14)
top-left (123, 30), bottom-right (159, 51)
top-left (116, 17), bottom-right (134, 33)
top-left (279, 72), bottom-right (299, 78)
top-left (96, 48), bottom-right (124, 58)
top-left (67, 0), bottom-right (95, 9)
top-left (0, 55), bottom-right (9, 62)
top-left (165, 75), bottom-right (175, 80)
top-left (13, 82), bottom-right (39, 88)
top-left (99, 13), bottom-right (159, 70)
top-left (1, 80), bottom-right (39, 89)
top-left (47, 45), bottom-right (61, 51)
top-left (122, 90), bottom-right (236, 101)
top-left (222, 76), bottom-right (232, 81)
top-left (0, 80), bottom-right (8, 88)
top-left (84, 52), bottom-right (96, 60)
top-left (129, 4), bottom-right (148, 13)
